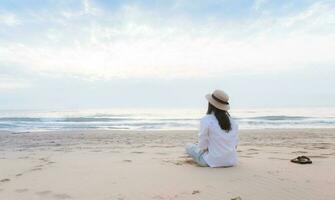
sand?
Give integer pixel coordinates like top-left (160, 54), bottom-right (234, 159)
top-left (0, 129), bottom-right (335, 200)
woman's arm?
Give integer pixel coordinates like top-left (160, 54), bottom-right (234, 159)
top-left (198, 117), bottom-right (209, 150)
top-left (235, 120), bottom-right (239, 150)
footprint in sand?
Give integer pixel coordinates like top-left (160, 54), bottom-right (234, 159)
top-left (36, 190), bottom-right (71, 199)
top-left (36, 190), bottom-right (52, 196)
top-left (0, 178), bottom-right (10, 183)
top-left (30, 167), bottom-right (43, 171)
top-left (15, 188), bottom-right (29, 193)
top-left (163, 145), bottom-right (177, 148)
top-left (54, 149), bottom-right (65, 152)
top-left (131, 151), bottom-right (144, 154)
top-left (123, 159), bottom-right (132, 162)
top-left (239, 155), bottom-right (253, 158)
top-left (18, 156), bottom-right (30, 159)
top-left (133, 145), bottom-right (145, 148)
top-left (192, 190), bottom-right (200, 195)
top-left (91, 149), bottom-right (102, 152)
top-left (39, 157), bottom-right (49, 162)
top-left (314, 146), bottom-right (328, 150)
top-left (109, 150), bottom-right (120, 153)
top-left (16, 173), bottom-right (23, 177)
top-left (246, 152), bottom-right (259, 155)
top-left (248, 148), bottom-right (259, 151)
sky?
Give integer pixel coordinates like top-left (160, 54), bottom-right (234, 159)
top-left (0, 0), bottom-right (334, 110)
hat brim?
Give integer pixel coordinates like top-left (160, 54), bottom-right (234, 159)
top-left (205, 94), bottom-right (230, 111)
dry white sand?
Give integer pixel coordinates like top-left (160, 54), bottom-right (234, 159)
top-left (0, 129), bottom-right (335, 200)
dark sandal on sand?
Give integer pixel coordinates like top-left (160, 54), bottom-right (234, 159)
top-left (291, 156), bottom-right (312, 164)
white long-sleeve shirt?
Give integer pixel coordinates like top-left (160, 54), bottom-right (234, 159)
top-left (198, 113), bottom-right (239, 167)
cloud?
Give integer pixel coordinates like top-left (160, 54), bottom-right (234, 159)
top-left (0, 12), bottom-right (20, 26)
top-left (252, 0), bottom-right (268, 10)
top-left (0, 76), bottom-right (31, 90)
top-left (0, 1), bottom-right (334, 80)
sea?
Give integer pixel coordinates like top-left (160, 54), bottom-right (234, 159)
top-left (0, 107), bottom-right (335, 132)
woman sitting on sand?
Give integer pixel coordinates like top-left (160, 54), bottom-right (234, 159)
top-left (186, 89), bottom-right (239, 167)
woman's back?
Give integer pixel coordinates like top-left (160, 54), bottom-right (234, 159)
top-left (201, 114), bottom-right (239, 167)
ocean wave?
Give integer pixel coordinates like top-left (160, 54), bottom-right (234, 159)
top-left (1, 108), bottom-right (335, 132)
top-left (239, 115), bottom-right (311, 121)
top-left (0, 117), bottom-right (198, 123)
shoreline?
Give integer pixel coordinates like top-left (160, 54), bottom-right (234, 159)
top-left (1, 129), bottom-right (335, 200)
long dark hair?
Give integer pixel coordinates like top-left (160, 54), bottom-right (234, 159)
top-left (207, 103), bottom-right (232, 132)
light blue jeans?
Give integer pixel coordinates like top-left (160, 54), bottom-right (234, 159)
top-left (185, 144), bottom-right (209, 167)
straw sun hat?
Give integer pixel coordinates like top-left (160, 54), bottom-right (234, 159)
top-left (205, 89), bottom-right (230, 111)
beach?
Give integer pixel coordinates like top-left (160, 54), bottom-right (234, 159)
top-left (0, 129), bottom-right (335, 200)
